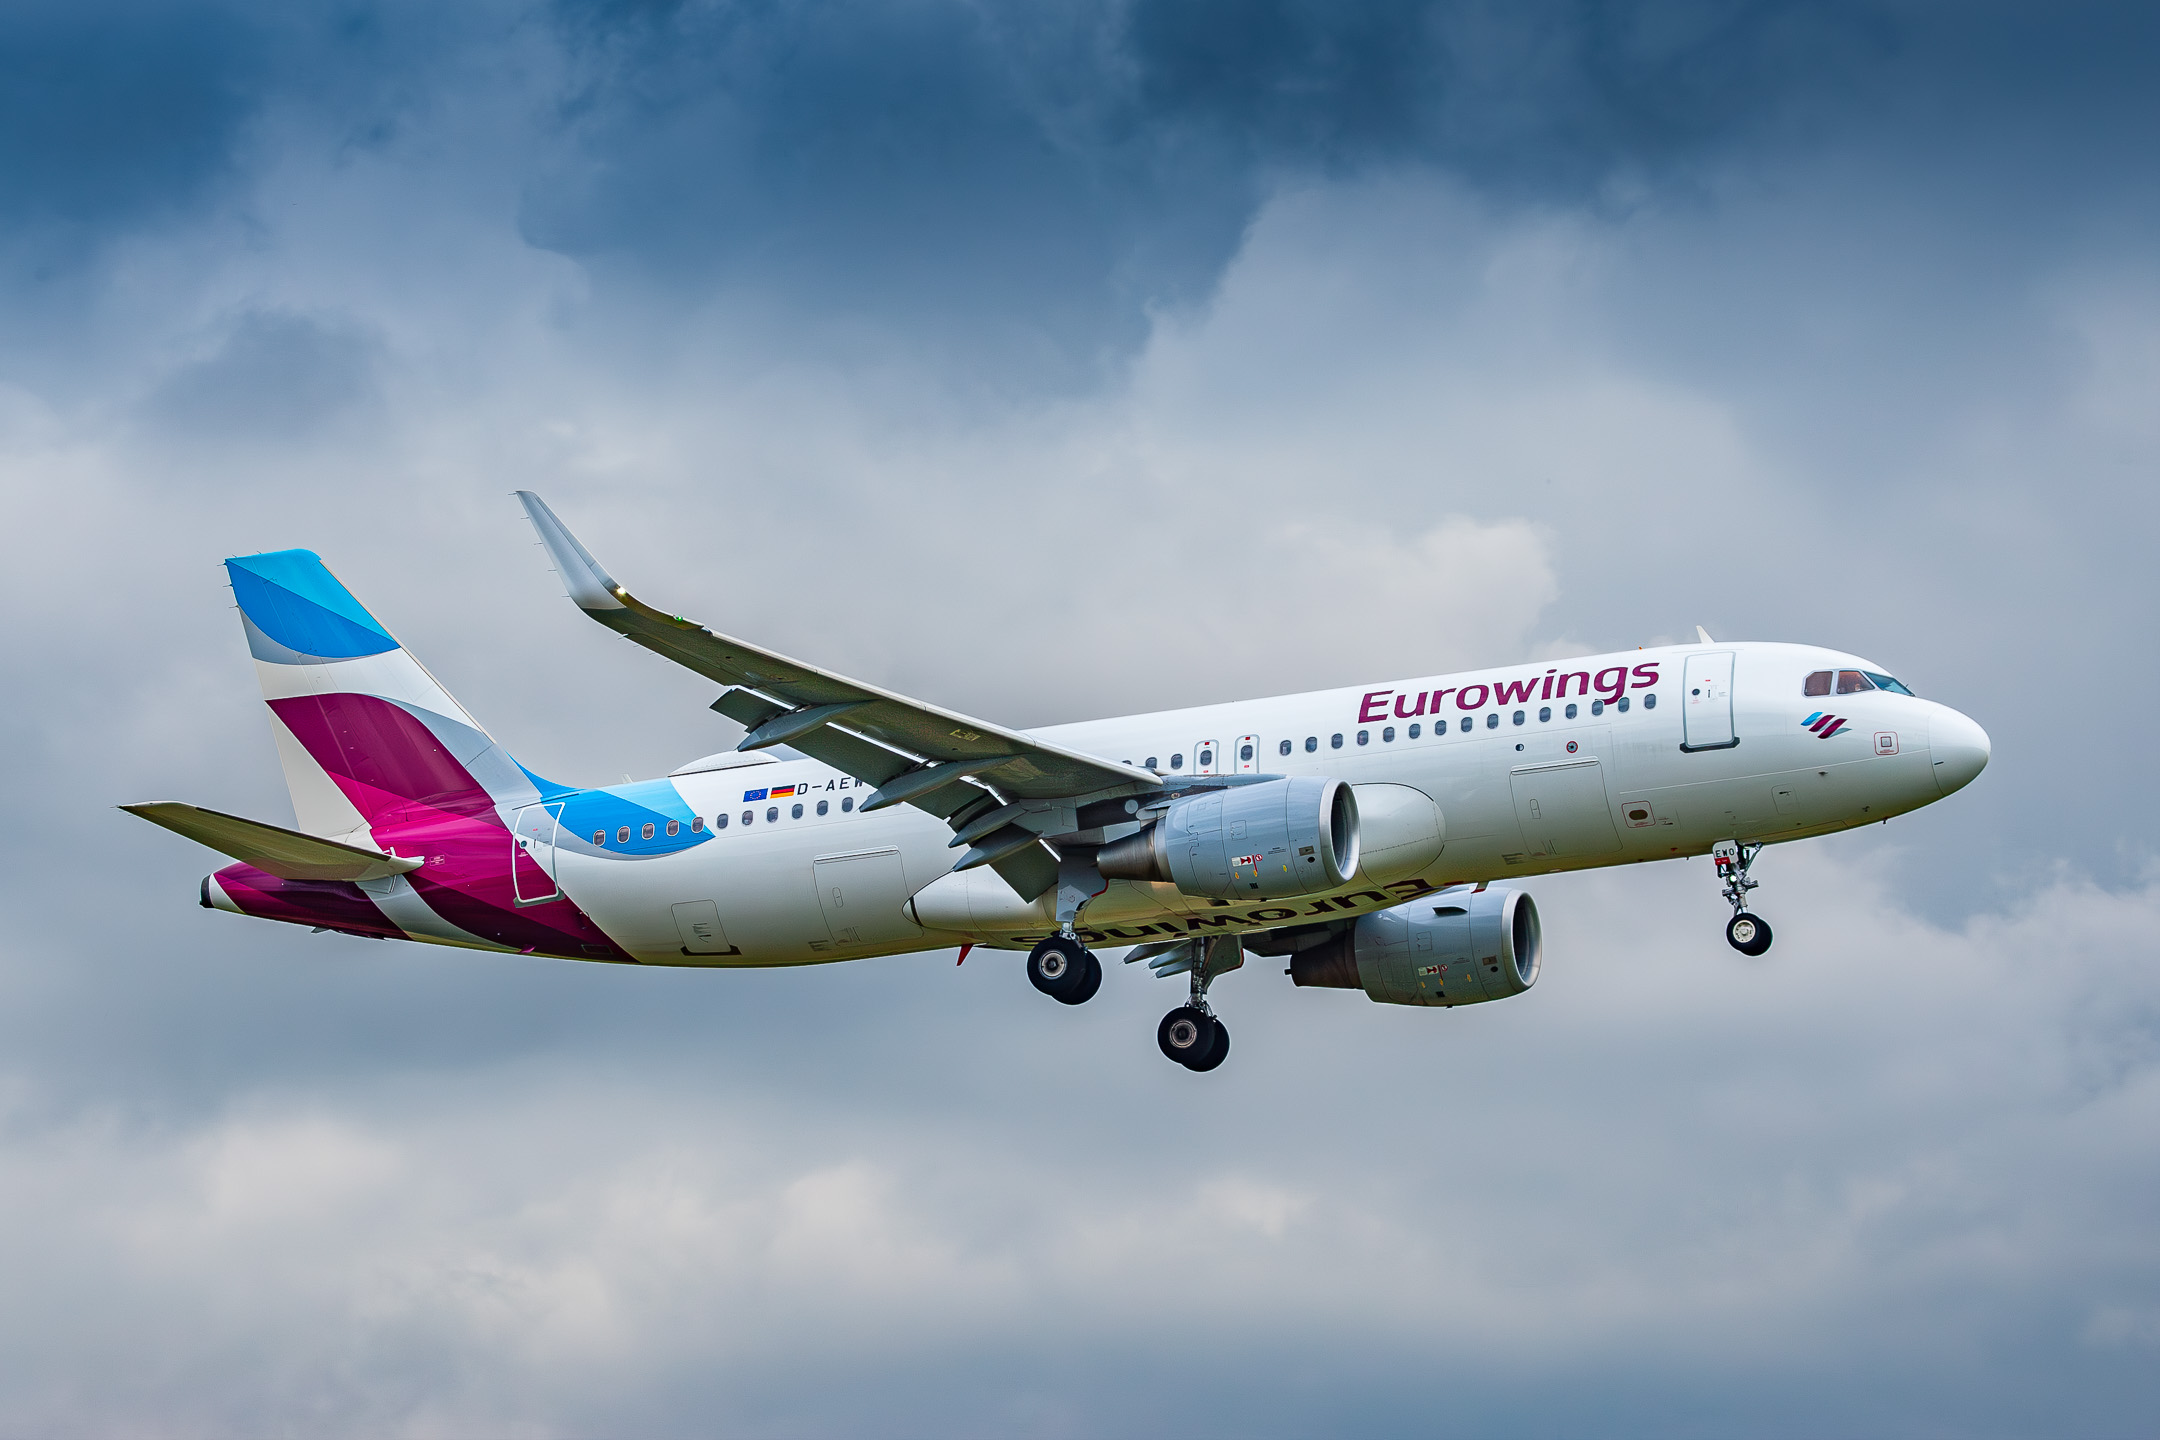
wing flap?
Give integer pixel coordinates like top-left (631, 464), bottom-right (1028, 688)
top-left (123, 803), bottom-right (423, 882)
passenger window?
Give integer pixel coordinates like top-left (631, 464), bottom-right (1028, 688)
top-left (1617, 696), bottom-right (1631, 712)
top-left (1240, 743), bottom-right (1254, 762)
top-left (1460, 717), bottom-right (1472, 732)
top-left (617, 826), bottom-right (630, 844)
top-left (1591, 699), bottom-right (1604, 715)
top-left (741, 810), bottom-right (753, 826)
top-left (1331, 734), bottom-right (1343, 749)
top-left (592, 830), bottom-right (606, 846)
top-left (1381, 727), bottom-right (1394, 742)
top-left (1511, 710), bottom-right (1525, 725)
top-left (641, 822), bottom-right (656, 840)
top-left (1198, 747), bottom-right (1213, 767)
top-left (1408, 723), bottom-right (1421, 739)
top-left (1565, 703), bottom-right (1578, 719)
top-left (1644, 693), bottom-right (1657, 709)
top-left (690, 816), bottom-right (704, 832)
top-left (1304, 737), bottom-right (1318, 753)
top-left (1538, 706), bottom-right (1551, 722)
top-left (817, 799), bottom-right (829, 816)
top-left (1804, 670), bottom-right (1833, 697)
top-left (791, 803), bottom-right (803, 819)
top-left (842, 796), bottom-right (854, 812)
top-left (1357, 730), bottom-right (1369, 745)
top-left (1278, 739), bottom-right (1292, 757)
top-left (1486, 714), bottom-right (1499, 729)
top-left (766, 807), bottom-right (778, 822)
top-left (1170, 753), bottom-right (1184, 770)
top-left (1145, 756), bottom-right (1158, 770)
top-left (666, 820), bottom-right (680, 836)
top-left (715, 814), bottom-right (728, 829)
top-left (1837, 670), bottom-right (1875, 695)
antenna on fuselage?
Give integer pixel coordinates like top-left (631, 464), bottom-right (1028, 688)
top-left (1696, 625), bottom-right (1715, 644)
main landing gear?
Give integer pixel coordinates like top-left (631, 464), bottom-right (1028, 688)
top-left (1027, 933), bottom-right (1102, 1005)
top-left (1158, 1004), bottom-right (1229, 1072)
top-left (1714, 840), bottom-right (1773, 956)
top-left (1141, 934), bottom-right (1241, 1073)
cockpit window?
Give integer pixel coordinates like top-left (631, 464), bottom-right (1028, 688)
top-left (1863, 671), bottom-right (1915, 696)
top-left (1835, 670), bottom-right (1875, 695)
top-left (1804, 670), bottom-right (1832, 697)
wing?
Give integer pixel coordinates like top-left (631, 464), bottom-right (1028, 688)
top-left (516, 492), bottom-right (1164, 899)
top-left (123, 803), bottom-right (424, 882)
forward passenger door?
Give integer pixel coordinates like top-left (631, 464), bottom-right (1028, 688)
top-left (1681, 652), bottom-right (1738, 751)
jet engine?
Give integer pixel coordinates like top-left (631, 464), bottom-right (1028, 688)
top-left (1268, 886), bottom-right (1540, 1007)
top-left (1095, 777), bottom-right (1358, 901)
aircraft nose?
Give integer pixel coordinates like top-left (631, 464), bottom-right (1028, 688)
top-left (1931, 707), bottom-right (1990, 796)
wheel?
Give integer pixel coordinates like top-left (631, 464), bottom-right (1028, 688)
top-left (1157, 1006), bottom-right (1217, 1066)
top-left (1726, 912), bottom-right (1773, 956)
top-left (1061, 951), bottom-right (1103, 1006)
top-left (1028, 934), bottom-right (1089, 999)
top-left (1187, 1017), bottom-right (1230, 1072)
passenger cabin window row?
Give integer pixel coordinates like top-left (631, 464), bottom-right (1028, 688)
top-left (1804, 668), bottom-right (1915, 697)
top-left (589, 792), bottom-right (856, 845)
top-left (1116, 689), bottom-right (1661, 777)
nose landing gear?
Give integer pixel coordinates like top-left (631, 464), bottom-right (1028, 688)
top-left (1714, 840), bottom-right (1773, 955)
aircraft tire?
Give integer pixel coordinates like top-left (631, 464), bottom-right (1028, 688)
top-left (1187, 1018), bottom-right (1230, 1072)
top-left (1726, 913), bottom-right (1774, 956)
top-left (1158, 1006), bottom-right (1216, 1066)
top-left (1058, 952), bottom-right (1103, 1006)
top-left (1028, 934), bottom-right (1090, 999)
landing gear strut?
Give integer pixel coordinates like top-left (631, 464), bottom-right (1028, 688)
top-left (1714, 840), bottom-right (1773, 956)
top-left (1028, 933), bottom-right (1102, 1005)
top-left (1144, 935), bottom-right (1240, 1072)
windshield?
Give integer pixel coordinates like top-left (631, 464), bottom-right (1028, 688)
top-left (1863, 671), bottom-right (1915, 696)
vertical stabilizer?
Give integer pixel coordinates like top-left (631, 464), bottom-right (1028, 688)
top-left (225, 550), bottom-right (551, 837)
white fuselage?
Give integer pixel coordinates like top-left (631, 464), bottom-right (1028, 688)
top-left (544, 641), bottom-right (1985, 965)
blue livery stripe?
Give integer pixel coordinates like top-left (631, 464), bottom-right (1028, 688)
top-left (227, 550), bottom-right (399, 661)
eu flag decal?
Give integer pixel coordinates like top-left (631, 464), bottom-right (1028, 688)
top-left (742, 788), bottom-right (769, 802)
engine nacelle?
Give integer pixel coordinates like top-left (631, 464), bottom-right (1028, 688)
top-left (1096, 777), bottom-right (1359, 901)
top-left (1281, 886), bottom-right (1541, 1007)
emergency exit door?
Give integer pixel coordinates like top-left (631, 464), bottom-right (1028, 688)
top-left (1681, 651), bottom-right (1738, 751)
top-left (1510, 760), bottom-right (1622, 858)
top-left (815, 849), bottom-right (912, 947)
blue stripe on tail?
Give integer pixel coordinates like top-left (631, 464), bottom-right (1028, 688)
top-left (227, 550), bottom-right (398, 661)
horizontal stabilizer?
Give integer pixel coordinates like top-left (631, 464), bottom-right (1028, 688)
top-left (122, 803), bottom-right (423, 882)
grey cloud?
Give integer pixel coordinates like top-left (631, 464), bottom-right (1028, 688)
top-left (522, 0), bottom-right (1869, 353)
top-left (0, 3), bottom-right (263, 236)
top-left (143, 310), bottom-right (381, 442)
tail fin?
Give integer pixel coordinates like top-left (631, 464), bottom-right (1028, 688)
top-left (226, 549), bottom-right (559, 836)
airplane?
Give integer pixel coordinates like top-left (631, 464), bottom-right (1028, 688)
top-left (126, 493), bottom-right (1991, 1072)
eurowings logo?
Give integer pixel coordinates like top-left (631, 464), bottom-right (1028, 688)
top-left (1802, 711), bottom-right (1850, 738)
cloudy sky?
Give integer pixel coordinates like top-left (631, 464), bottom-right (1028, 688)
top-left (3, 0), bottom-right (2158, 1433)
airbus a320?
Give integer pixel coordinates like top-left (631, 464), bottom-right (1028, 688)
top-left (127, 495), bottom-right (1991, 1071)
